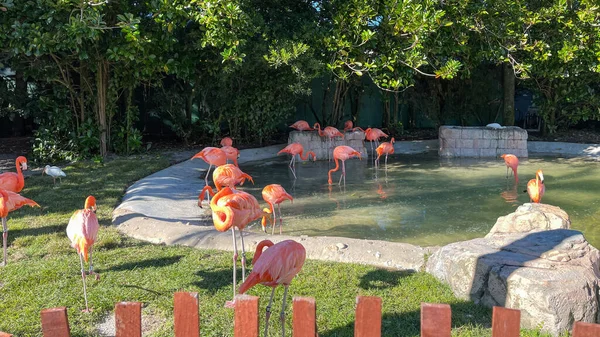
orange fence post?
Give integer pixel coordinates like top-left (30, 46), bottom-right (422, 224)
top-left (491, 306), bottom-right (520, 337)
top-left (420, 303), bottom-right (451, 337)
top-left (354, 296), bottom-right (382, 337)
top-left (115, 302), bottom-right (142, 337)
top-left (174, 292), bottom-right (200, 337)
top-left (234, 295), bottom-right (259, 337)
top-left (40, 307), bottom-right (71, 337)
top-left (573, 321), bottom-right (600, 337)
top-left (293, 297), bottom-right (317, 337)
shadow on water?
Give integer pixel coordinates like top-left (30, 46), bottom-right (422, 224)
top-left (99, 255), bottom-right (183, 273)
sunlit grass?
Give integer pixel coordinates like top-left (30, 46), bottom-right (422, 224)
top-left (0, 154), bottom-right (556, 336)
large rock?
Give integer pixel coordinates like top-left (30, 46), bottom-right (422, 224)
top-left (426, 204), bottom-right (600, 336)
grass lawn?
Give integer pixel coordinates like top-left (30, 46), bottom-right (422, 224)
top-left (0, 154), bottom-right (556, 336)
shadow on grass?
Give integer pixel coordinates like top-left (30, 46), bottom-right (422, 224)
top-left (358, 269), bottom-right (415, 290)
top-left (320, 300), bottom-right (491, 337)
top-left (8, 224), bottom-right (65, 240)
top-left (193, 267), bottom-right (244, 293)
top-left (99, 255), bottom-right (184, 273)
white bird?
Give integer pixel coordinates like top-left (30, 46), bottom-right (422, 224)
top-left (43, 165), bottom-right (66, 185)
top-left (486, 123), bottom-right (505, 129)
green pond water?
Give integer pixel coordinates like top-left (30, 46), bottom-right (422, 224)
top-left (238, 154), bottom-right (600, 248)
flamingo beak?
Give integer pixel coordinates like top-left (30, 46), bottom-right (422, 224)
top-left (539, 172), bottom-right (544, 183)
top-left (22, 163), bottom-right (28, 170)
top-left (92, 206), bottom-right (97, 214)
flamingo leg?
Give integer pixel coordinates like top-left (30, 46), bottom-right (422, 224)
top-left (53, 177), bottom-right (56, 185)
top-left (205, 164), bottom-right (214, 202)
top-left (264, 287), bottom-right (276, 337)
top-left (280, 285), bottom-right (289, 337)
top-left (226, 227), bottom-right (238, 307)
top-left (506, 166), bottom-right (509, 178)
top-left (338, 160), bottom-right (346, 185)
top-left (271, 205), bottom-right (277, 236)
top-left (79, 253), bottom-right (90, 312)
top-left (385, 154), bottom-right (389, 170)
top-left (2, 217), bottom-right (7, 266)
top-left (278, 203), bottom-right (283, 235)
top-left (289, 156), bottom-right (297, 180)
top-left (88, 248), bottom-right (100, 280)
top-left (239, 228), bottom-right (247, 282)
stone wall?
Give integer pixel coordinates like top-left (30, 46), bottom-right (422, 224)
top-left (288, 130), bottom-right (367, 161)
top-left (439, 126), bottom-right (528, 158)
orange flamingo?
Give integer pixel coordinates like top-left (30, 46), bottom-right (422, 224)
top-left (343, 120), bottom-right (354, 131)
top-left (198, 164), bottom-right (253, 207)
top-left (364, 128), bottom-right (388, 156)
top-left (239, 239), bottom-right (306, 337)
top-left (328, 146), bottom-right (362, 185)
top-left (375, 137), bottom-right (395, 169)
top-left (66, 196), bottom-right (100, 312)
top-left (314, 123), bottom-right (344, 161)
top-left (289, 120), bottom-right (314, 131)
top-left (192, 147), bottom-right (227, 187)
top-left (0, 156), bottom-right (28, 193)
top-left (277, 143), bottom-right (316, 179)
top-left (262, 184), bottom-right (293, 235)
top-left (209, 187), bottom-right (271, 307)
top-left (500, 154), bottom-right (519, 183)
top-left (526, 169), bottom-right (545, 203)
top-left (0, 189), bottom-right (39, 266)
top-left (220, 137), bottom-right (233, 147)
top-left (221, 145), bottom-right (240, 167)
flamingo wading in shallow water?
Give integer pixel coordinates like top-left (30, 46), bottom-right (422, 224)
top-left (277, 143), bottom-right (316, 179)
top-left (239, 239), bottom-right (306, 337)
top-left (0, 189), bottom-right (39, 266)
top-left (192, 147), bottom-right (227, 201)
top-left (0, 156), bottom-right (28, 193)
top-left (501, 154), bottom-right (519, 183)
top-left (289, 120), bottom-right (314, 131)
top-left (262, 184), bottom-right (293, 235)
top-left (526, 169), bottom-right (545, 203)
top-left (198, 164), bottom-right (254, 207)
top-left (66, 196), bottom-right (100, 312)
top-left (375, 137), bottom-right (395, 170)
top-left (209, 187), bottom-right (271, 307)
top-left (364, 128), bottom-right (388, 157)
top-left (328, 146), bottom-right (362, 185)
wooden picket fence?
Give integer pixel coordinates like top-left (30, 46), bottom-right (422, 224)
top-left (1, 292), bottom-right (600, 336)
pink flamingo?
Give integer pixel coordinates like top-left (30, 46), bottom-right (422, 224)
top-left (0, 156), bottom-right (28, 193)
top-left (0, 189), bottom-right (39, 266)
top-left (220, 137), bottom-right (233, 147)
top-left (262, 184), bottom-right (293, 235)
top-left (66, 196), bottom-right (100, 312)
top-left (192, 147), bottom-right (227, 201)
top-left (527, 169), bottom-right (545, 203)
top-left (209, 187), bottom-right (271, 307)
top-left (198, 164), bottom-right (254, 207)
top-left (277, 143), bottom-right (316, 179)
top-left (500, 154), bottom-right (519, 183)
top-left (239, 239), bottom-right (306, 337)
top-left (364, 128), bottom-right (388, 156)
top-left (343, 120), bottom-right (354, 131)
top-left (328, 146), bottom-right (362, 185)
top-left (375, 137), bottom-right (395, 169)
top-left (313, 123), bottom-right (344, 161)
top-left (289, 120), bottom-right (314, 131)
top-left (221, 145), bottom-right (240, 167)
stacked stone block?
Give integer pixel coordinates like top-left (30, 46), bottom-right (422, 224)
top-left (288, 130), bottom-right (367, 161)
top-left (439, 126), bottom-right (528, 158)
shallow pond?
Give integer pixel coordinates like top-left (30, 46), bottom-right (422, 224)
top-left (237, 154), bottom-right (600, 248)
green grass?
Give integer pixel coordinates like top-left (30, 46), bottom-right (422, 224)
top-left (0, 154), bottom-right (556, 336)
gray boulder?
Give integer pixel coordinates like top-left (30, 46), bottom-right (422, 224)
top-left (426, 204), bottom-right (600, 336)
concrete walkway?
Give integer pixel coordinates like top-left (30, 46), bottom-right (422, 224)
top-left (113, 140), bottom-right (438, 271)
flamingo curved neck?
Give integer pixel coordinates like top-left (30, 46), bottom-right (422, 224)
top-left (252, 240), bottom-right (274, 263)
top-left (327, 157), bottom-right (341, 184)
top-left (15, 160), bottom-right (24, 191)
top-left (299, 151), bottom-right (315, 161)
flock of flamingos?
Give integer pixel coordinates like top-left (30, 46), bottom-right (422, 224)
top-left (0, 120), bottom-right (545, 336)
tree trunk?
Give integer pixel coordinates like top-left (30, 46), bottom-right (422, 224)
top-left (13, 71), bottom-right (27, 136)
top-left (185, 82), bottom-right (193, 125)
top-left (382, 93), bottom-right (391, 129)
top-left (502, 63), bottom-right (515, 126)
top-left (350, 84), bottom-right (362, 125)
top-left (96, 60), bottom-right (109, 157)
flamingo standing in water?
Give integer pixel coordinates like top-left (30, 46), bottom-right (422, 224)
top-left (0, 189), bottom-right (39, 266)
top-left (209, 187), bottom-right (271, 307)
top-left (221, 145), bottom-right (240, 167)
top-left (198, 164), bottom-right (253, 207)
top-left (363, 128), bottom-right (388, 157)
top-left (375, 137), bottom-right (395, 170)
top-left (328, 146), bottom-right (362, 185)
top-left (220, 137), bottom-right (233, 147)
top-left (313, 123), bottom-right (344, 161)
top-left (239, 239), bottom-right (306, 337)
top-left (277, 143), bottom-right (316, 179)
top-left (0, 156), bottom-right (28, 193)
top-left (192, 147), bottom-right (227, 201)
top-left (289, 120), bottom-right (314, 131)
top-left (262, 184), bottom-right (293, 235)
top-left (500, 154), bottom-right (519, 183)
top-left (526, 169), bottom-right (545, 203)
top-left (66, 196), bottom-right (99, 312)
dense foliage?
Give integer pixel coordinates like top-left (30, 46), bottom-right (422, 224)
top-left (1, 0), bottom-right (599, 159)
